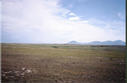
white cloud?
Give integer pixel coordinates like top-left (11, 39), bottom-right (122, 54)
top-left (2, 0), bottom-right (125, 43)
top-left (68, 12), bottom-right (76, 16)
top-left (0, 0), bottom-right (1, 41)
top-left (117, 12), bottom-right (125, 20)
top-left (69, 16), bottom-right (80, 21)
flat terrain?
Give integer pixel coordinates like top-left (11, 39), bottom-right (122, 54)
top-left (1, 43), bottom-right (126, 83)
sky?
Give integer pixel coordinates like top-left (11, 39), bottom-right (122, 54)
top-left (1, 0), bottom-right (126, 43)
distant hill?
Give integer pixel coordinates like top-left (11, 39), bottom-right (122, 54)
top-left (68, 41), bottom-right (81, 44)
top-left (67, 40), bottom-right (125, 45)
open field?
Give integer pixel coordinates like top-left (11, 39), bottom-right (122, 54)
top-left (1, 43), bottom-right (126, 83)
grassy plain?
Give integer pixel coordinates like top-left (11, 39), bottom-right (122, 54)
top-left (1, 43), bottom-right (126, 83)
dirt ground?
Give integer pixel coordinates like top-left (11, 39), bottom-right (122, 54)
top-left (1, 44), bottom-right (126, 83)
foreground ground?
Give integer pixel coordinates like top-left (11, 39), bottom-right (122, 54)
top-left (1, 43), bottom-right (126, 83)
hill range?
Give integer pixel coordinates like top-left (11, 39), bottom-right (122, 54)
top-left (67, 40), bottom-right (125, 45)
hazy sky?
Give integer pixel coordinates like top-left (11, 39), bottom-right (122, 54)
top-left (1, 0), bottom-right (125, 43)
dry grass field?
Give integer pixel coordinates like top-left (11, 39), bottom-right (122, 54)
top-left (1, 43), bottom-right (126, 83)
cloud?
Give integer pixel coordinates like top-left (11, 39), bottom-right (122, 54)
top-left (117, 12), bottom-right (125, 20)
top-left (0, 0), bottom-right (1, 42)
top-left (2, 0), bottom-right (125, 43)
top-left (68, 12), bottom-right (76, 16)
top-left (69, 16), bottom-right (80, 21)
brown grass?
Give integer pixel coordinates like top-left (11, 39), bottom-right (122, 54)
top-left (1, 43), bottom-right (125, 83)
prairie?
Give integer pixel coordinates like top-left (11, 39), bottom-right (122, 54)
top-left (1, 43), bottom-right (125, 83)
